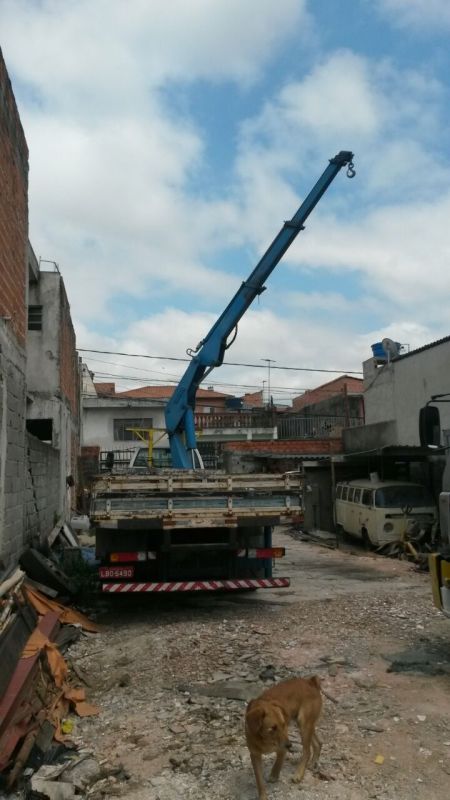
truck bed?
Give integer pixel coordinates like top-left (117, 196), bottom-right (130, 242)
top-left (90, 470), bottom-right (303, 529)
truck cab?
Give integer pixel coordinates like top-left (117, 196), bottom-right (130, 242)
top-left (420, 403), bottom-right (450, 617)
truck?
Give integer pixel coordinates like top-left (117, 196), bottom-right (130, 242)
top-left (90, 151), bottom-right (356, 595)
top-left (420, 400), bottom-right (450, 617)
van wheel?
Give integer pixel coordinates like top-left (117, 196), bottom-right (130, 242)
top-left (361, 529), bottom-right (371, 550)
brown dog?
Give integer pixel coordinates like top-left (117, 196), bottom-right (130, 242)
top-left (245, 676), bottom-right (322, 800)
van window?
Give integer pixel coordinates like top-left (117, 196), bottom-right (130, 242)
top-left (347, 488), bottom-right (355, 502)
top-left (361, 489), bottom-right (373, 506)
top-left (341, 486), bottom-right (348, 500)
top-left (354, 489), bottom-right (362, 503)
top-left (336, 485), bottom-right (342, 499)
top-left (374, 484), bottom-right (434, 509)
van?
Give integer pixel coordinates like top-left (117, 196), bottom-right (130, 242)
top-left (335, 479), bottom-right (436, 547)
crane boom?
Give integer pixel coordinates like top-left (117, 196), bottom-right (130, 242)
top-left (166, 150), bottom-right (355, 468)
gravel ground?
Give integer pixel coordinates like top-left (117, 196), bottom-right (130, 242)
top-left (37, 530), bottom-right (450, 799)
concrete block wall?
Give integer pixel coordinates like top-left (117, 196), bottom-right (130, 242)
top-left (25, 433), bottom-right (60, 545)
top-left (0, 329), bottom-right (27, 568)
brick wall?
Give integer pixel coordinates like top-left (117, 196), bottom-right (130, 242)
top-left (59, 279), bottom-right (79, 418)
top-left (292, 376), bottom-right (364, 413)
top-left (25, 433), bottom-right (60, 545)
top-left (0, 48), bottom-right (28, 347)
top-left (223, 438), bottom-right (343, 455)
top-left (0, 49), bottom-right (29, 569)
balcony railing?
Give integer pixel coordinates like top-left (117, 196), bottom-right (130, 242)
top-left (278, 415), bottom-right (364, 440)
top-left (194, 412), bottom-right (275, 430)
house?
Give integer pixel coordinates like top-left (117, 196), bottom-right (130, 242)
top-left (81, 378), bottom-right (169, 470)
top-left (81, 380), bottom-right (279, 470)
top-left (348, 337), bottom-right (450, 448)
top-left (291, 375), bottom-right (365, 418)
top-left (26, 258), bottom-right (81, 522)
top-left (0, 49), bottom-right (80, 567)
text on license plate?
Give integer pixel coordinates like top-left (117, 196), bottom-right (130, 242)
top-left (99, 566), bottom-right (135, 579)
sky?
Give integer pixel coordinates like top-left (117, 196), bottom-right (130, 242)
top-left (2, 0), bottom-right (450, 405)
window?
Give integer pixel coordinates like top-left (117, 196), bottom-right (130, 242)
top-left (26, 418), bottom-right (53, 443)
top-left (361, 489), bottom-right (373, 506)
top-left (113, 418), bottom-right (153, 441)
top-left (374, 484), bottom-right (434, 509)
top-left (28, 305), bottom-right (43, 330)
top-left (336, 485), bottom-right (342, 499)
top-left (341, 486), bottom-right (348, 501)
top-left (347, 487), bottom-right (355, 502)
top-left (354, 489), bottom-right (362, 503)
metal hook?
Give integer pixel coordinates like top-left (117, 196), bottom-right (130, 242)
top-left (346, 161), bottom-right (356, 179)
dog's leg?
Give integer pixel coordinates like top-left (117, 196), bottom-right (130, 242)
top-left (292, 717), bottom-right (314, 784)
top-left (311, 732), bottom-right (322, 768)
top-left (268, 749), bottom-right (286, 783)
top-left (250, 752), bottom-right (268, 800)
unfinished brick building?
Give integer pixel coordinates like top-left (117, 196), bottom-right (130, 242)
top-left (0, 47), bottom-right (29, 567)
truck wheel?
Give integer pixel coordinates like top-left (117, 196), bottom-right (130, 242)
top-left (20, 548), bottom-right (76, 595)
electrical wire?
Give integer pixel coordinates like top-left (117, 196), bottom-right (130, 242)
top-left (78, 347), bottom-right (363, 375)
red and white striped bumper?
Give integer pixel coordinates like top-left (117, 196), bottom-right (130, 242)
top-left (101, 577), bottom-right (290, 593)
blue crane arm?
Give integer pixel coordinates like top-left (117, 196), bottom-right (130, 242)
top-left (166, 150), bottom-right (355, 468)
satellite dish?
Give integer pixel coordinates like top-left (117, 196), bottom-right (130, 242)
top-left (382, 338), bottom-right (400, 360)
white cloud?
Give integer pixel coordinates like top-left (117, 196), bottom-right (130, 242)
top-left (1, 0), bottom-right (310, 97)
top-left (2, 1), bottom-right (450, 401)
top-left (376, 0), bottom-right (450, 30)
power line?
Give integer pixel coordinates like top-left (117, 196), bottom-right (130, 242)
top-left (87, 370), bottom-right (363, 397)
top-left (78, 347), bottom-right (363, 375)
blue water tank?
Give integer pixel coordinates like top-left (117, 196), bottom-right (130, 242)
top-left (371, 342), bottom-right (387, 360)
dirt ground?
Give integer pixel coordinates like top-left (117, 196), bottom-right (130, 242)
top-left (65, 529), bottom-right (450, 800)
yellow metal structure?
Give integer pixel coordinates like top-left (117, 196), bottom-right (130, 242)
top-left (126, 427), bottom-right (166, 467)
top-left (429, 552), bottom-right (450, 617)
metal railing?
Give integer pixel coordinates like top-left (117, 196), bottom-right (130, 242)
top-left (194, 411), bottom-right (275, 430)
top-left (278, 415), bottom-right (364, 440)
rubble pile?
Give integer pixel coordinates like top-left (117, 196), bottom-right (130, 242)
top-left (0, 537), bottom-right (99, 797)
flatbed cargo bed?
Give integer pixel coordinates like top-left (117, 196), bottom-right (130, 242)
top-left (91, 470), bottom-right (303, 529)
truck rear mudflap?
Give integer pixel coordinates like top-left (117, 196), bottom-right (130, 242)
top-left (101, 577), bottom-right (290, 593)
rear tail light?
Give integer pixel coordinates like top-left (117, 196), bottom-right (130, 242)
top-left (237, 547), bottom-right (285, 559)
top-left (110, 551), bottom-right (147, 562)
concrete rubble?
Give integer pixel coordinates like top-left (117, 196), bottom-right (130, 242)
top-left (2, 529), bottom-right (450, 799)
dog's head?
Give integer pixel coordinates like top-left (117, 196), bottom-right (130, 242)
top-left (245, 701), bottom-right (291, 752)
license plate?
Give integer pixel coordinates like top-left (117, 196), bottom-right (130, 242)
top-left (99, 566), bottom-right (135, 579)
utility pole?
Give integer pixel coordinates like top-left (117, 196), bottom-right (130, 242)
top-left (261, 359), bottom-right (276, 408)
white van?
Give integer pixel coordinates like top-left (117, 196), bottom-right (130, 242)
top-left (335, 479), bottom-right (436, 547)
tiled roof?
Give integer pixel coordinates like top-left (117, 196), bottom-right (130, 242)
top-left (116, 385), bottom-right (232, 399)
top-left (94, 382), bottom-right (116, 397)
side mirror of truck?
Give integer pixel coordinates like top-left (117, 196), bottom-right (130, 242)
top-left (419, 405), bottom-right (441, 447)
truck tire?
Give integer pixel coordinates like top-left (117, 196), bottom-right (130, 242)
top-left (20, 548), bottom-right (76, 596)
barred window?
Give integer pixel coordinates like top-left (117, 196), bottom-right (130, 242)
top-left (28, 305), bottom-right (43, 330)
top-left (113, 418), bottom-right (153, 441)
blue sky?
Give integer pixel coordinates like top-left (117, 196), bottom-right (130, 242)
top-left (2, 0), bottom-right (450, 403)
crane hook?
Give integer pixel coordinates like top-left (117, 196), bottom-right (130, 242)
top-left (346, 161), bottom-right (356, 178)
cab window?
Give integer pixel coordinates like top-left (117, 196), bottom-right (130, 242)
top-left (361, 489), bottom-right (373, 506)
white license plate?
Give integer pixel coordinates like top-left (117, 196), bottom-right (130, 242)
top-left (99, 566), bottom-right (135, 579)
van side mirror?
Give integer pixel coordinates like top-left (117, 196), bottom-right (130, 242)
top-left (419, 405), bottom-right (441, 447)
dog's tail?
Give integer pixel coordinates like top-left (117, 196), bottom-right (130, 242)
top-left (308, 675), bottom-right (338, 705)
